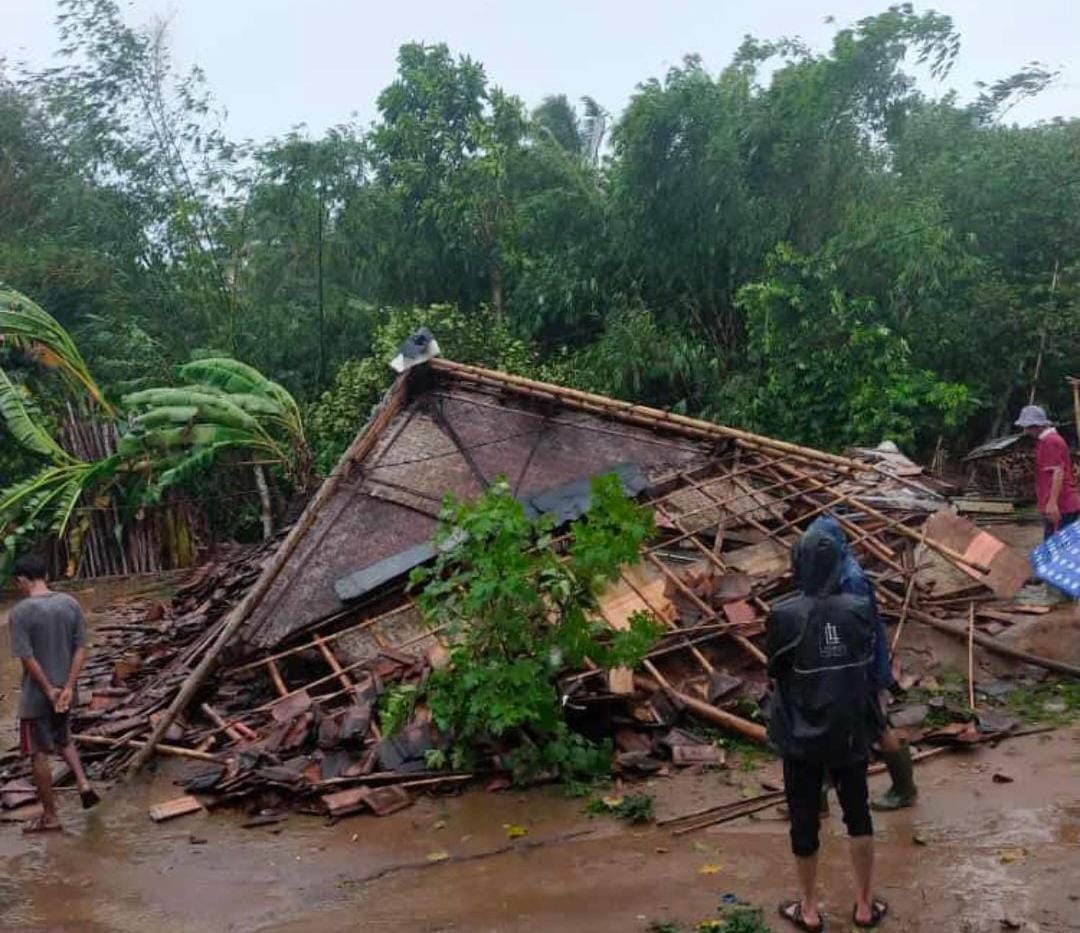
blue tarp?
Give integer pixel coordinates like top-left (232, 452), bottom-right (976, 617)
top-left (1031, 522), bottom-right (1080, 597)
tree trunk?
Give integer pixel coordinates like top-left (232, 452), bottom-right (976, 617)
top-left (316, 181), bottom-right (326, 388)
top-left (253, 465), bottom-right (273, 541)
top-left (490, 261), bottom-right (504, 320)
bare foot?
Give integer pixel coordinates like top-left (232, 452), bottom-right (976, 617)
top-left (22, 814), bottom-right (62, 834)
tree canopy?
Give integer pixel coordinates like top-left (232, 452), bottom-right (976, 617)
top-left (2, 0), bottom-right (1078, 508)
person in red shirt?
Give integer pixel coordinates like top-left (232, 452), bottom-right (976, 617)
top-left (1015, 405), bottom-right (1080, 539)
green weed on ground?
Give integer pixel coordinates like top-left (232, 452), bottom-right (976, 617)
top-left (684, 724), bottom-right (776, 773)
top-left (585, 792), bottom-right (655, 824)
top-left (1006, 680), bottom-right (1080, 726)
top-left (647, 905), bottom-right (770, 933)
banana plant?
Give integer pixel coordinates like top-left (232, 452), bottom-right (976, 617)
top-left (0, 286), bottom-right (311, 567)
top-left (120, 360), bottom-right (309, 490)
top-left (0, 286), bottom-right (112, 414)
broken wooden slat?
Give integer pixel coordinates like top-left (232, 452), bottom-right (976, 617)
top-left (149, 795), bottom-right (204, 822)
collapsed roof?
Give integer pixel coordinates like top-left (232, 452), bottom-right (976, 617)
top-left (231, 356), bottom-right (982, 658)
top-left (44, 352), bottom-right (1060, 801)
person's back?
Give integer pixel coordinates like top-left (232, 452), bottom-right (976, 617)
top-left (7, 553), bottom-right (99, 833)
top-left (767, 525), bottom-right (887, 931)
top-left (767, 527), bottom-right (876, 765)
top-left (10, 592), bottom-right (85, 720)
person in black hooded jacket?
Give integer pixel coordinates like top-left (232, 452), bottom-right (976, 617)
top-left (767, 523), bottom-right (888, 931)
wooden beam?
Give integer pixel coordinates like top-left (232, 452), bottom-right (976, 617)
top-left (125, 371), bottom-right (415, 777)
top-left (314, 633), bottom-right (355, 693)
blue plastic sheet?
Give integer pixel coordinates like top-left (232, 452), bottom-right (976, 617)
top-left (1030, 522), bottom-right (1080, 597)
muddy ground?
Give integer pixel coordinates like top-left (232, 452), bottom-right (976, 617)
top-left (1, 572), bottom-right (1079, 932)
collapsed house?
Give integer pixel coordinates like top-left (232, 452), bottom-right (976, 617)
top-left (2, 352), bottom-right (1072, 824)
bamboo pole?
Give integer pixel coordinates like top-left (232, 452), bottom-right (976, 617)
top-left (1069, 376), bottom-right (1080, 443)
top-left (125, 372), bottom-right (414, 777)
top-left (430, 359), bottom-right (865, 472)
top-left (769, 461), bottom-right (989, 574)
top-left (227, 602), bottom-right (415, 675)
top-left (967, 602), bottom-right (977, 711)
top-left (908, 607), bottom-right (1080, 678)
top-left (76, 733), bottom-right (221, 763)
top-left (759, 464), bottom-right (902, 564)
top-left (891, 525), bottom-right (927, 659)
top-left (649, 483), bottom-right (773, 619)
top-left (663, 747), bottom-right (952, 834)
top-left (634, 674), bottom-right (767, 743)
top-left (642, 550), bottom-right (767, 665)
top-left (314, 633), bottom-right (355, 693)
top-left (618, 568), bottom-right (727, 676)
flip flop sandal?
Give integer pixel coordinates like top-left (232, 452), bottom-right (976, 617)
top-left (853, 897), bottom-right (888, 928)
top-left (80, 789), bottom-right (101, 810)
top-left (778, 899), bottom-right (825, 932)
top-left (22, 815), bottom-right (62, 834)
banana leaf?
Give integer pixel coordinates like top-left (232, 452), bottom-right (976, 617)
top-left (0, 366), bottom-right (75, 463)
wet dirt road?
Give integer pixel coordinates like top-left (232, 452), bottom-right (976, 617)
top-left (1, 579), bottom-right (1078, 932)
top-left (0, 725), bottom-right (1076, 932)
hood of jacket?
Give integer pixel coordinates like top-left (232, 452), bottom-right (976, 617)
top-left (791, 522), bottom-right (843, 597)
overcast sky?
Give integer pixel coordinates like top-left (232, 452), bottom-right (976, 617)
top-left (5, 0), bottom-right (1078, 142)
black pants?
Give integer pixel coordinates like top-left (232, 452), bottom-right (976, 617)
top-left (784, 756), bottom-right (872, 857)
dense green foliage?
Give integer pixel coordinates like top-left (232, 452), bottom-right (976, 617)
top-left (2, 0), bottom-right (1078, 498)
top-left (409, 475), bottom-right (662, 780)
top-left (0, 287), bottom-right (307, 569)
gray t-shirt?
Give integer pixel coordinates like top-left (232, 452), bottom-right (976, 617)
top-left (9, 592), bottom-right (87, 718)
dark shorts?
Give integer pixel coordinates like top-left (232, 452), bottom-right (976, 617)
top-left (20, 712), bottom-right (71, 756)
top-left (784, 756), bottom-right (872, 857)
top-left (1044, 511), bottom-right (1080, 541)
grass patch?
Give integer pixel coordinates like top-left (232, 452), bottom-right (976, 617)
top-left (1006, 680), bottom-right (1080, 726)
top-left (683, 724), bottom-right (775, 772)
top-left (723, 736), bottom-right (775, 772)
top-left (649, 905), bottom-right (769, 932)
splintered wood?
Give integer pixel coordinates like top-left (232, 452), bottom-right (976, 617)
top-left (0, 361), bottom-right (1053, 828)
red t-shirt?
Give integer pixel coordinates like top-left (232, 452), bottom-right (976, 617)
top-left (1035, 428), bottom-right (1080, 515)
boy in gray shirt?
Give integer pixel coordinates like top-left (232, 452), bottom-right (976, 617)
top-left (8, 553), bottom-right (99, 832)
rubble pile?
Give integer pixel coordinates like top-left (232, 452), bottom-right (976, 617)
top-left (2, 359), bottom-right (1073, 825)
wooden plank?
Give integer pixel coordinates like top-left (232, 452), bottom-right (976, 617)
top-left (953, 498), bottom-right (1015, 515)
top-left (607, 666), bottom-right (635, 695)
top-left (149, 795), bottom-right (204, 823)
top-left (922, 511), bottom-right (1030, 599)
top-left (597, 562), bottom-right (673, 630)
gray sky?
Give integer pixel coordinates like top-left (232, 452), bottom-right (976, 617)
top-left (5, 0), bottom-right (1078, 141)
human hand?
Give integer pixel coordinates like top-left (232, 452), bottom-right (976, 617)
top-left (54, 686), bottom-right (73, 713)
top-left (47, 685), bottom-right (61, 710)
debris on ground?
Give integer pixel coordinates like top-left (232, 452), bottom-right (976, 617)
top-left (1, 358), bottom-right (1075, 824)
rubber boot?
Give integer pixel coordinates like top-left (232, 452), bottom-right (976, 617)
top-left (872, 743), bottom-right (918, 811)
